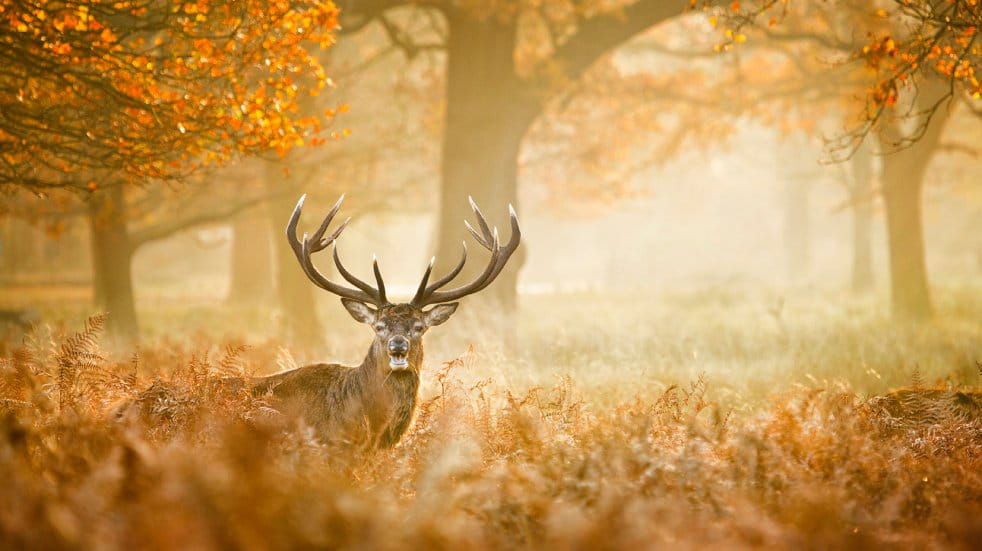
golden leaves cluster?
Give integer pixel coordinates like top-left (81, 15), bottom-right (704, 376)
top-left (0, 0), bottom-right (342, 189)
top-left (715, 0), bottom-right (978, 134)
top-left (861, 1), bottom-right (980, 105)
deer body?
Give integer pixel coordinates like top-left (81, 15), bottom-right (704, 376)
top-left (252, 195), bottom-right (520, 449)
top-left (252, 346), bottom-right (420, 448)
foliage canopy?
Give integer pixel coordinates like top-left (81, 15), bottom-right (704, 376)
top-left (0, 0), bottom-right (341, 191)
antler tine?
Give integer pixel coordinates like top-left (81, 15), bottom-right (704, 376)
top-left (372, 254), bottom-right (387, 304)
top-left (309, 194), bottom-right (345, 251)
top-left (468, 196), bottom-right (494, 244)
top-left (426, 242), bottom-right (468, 291)
top-left (415, 201), bottom-right (521, 306)
top-left (481, 205), bottom-right (521, 282)
top-left (411, 257), bottom-right (435, 305)
top-left (325, 217), bottom-right (351, 246)
top-left (410, 242), bottom-right (469, 306)
top-left (463, 220), bottom-right (491, 249)
top-left (285, 194), bottom-right (384, 305)
top-left (496, 205), bottom-right (521, 258)
top-left (423, 225), bottom-right (503, 305)
top-left (333, 246), bottom-right (386, 301)
top-left (286, 193), bottom-right (309, 249)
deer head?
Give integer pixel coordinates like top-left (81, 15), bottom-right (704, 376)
top-left (286, 194), bottom-right (521, 372)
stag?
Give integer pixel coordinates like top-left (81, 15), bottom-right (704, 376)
top-left (252, 194), bottom-right (521, 448)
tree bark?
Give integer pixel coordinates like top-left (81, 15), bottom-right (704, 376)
top-left (878, 81), bottom-right (951, 319)
top-left (849, 140), bottom-right (875, 293)
top-left (87, 185), bottom-right (138, 342)
top-left (783, 176), bottom-right (811, 284)
top-left (265, 167), bottom-right (323, 343)
top-left (227, 210), bottom-right (273, 304)
top-left (434, 15), bottom-right (532, 316)
top-left (881, 162), bottom-right (930, 318)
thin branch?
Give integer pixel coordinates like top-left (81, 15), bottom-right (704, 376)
top-left (129, 188), bottom-right (291, 247)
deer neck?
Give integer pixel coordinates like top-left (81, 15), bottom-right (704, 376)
top-left (358, 339), bottom-right (422, 447)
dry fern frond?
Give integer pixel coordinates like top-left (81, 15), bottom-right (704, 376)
top-left (1, 322), bottom-right (981, 550)
top-left (218, 343), bottom-right (249, 378)
top-left (54, 313), bottom-right (107, 410)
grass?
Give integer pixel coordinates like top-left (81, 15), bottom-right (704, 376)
top-left (0, 285), bottom-right (980, 549)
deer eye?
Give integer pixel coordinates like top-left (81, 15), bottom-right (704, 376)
top-left (373, 322), bottom-right (386, 333)
top-left (412, 322), bottom-right (424, 334)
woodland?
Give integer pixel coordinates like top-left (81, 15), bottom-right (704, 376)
top-left (0, 0), bottom-right (980, 549)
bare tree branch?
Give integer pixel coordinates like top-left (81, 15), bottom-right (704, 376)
top-left (551, 0), bottom-right (697, 80)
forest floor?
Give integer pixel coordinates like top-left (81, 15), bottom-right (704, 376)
top-left (0, 284), bottom-right (980, 549)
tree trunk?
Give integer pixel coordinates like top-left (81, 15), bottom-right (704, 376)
top-left (265, 167), bottom-right (323, 343)
top-left (87, 185), bottom-right (138, 343)
top-left (227, 211), bottom-right (273, 304)
top-left (434, 15), bottom-right (533, 317)
top-left (849, 140), bottom-right (875, 293)
top-left (878, 81), bottom-right (951, 319)
top-left (783, 176), bottom-right (811, 284)
top-left (881, 164), bottom-right (930, 318)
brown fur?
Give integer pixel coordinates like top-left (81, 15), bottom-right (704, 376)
top-left (251, 304), bottom-right (430, 449)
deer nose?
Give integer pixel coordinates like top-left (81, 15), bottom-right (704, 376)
top-left (388, 337), bottom-right (409, 354)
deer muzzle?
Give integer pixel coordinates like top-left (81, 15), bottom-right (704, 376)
top-left (387, 336), bottom-right (410, 370)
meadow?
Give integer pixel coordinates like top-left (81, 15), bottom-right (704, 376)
top-left (1, 284), bottom-right (980, 549)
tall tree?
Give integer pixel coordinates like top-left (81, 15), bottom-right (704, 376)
top-left (849, 139), bottom-right (875, 294)
top-left (878, 79), bottom-right (952, 319)
top-left (86, 183), bottom-right (274, 340)
top-left (1, 0), bottom-right (344, 339)
top-left (519, 0), bottom-right (974, 317)
top-left (87, 185), bottom-right (137, 341)
top-left (339, 1), bottom-right (700, 312)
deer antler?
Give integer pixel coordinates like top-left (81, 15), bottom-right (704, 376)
top-left (411, 197), bottom-right (521, 307)
top-left (286, 194), bottom-right (389, 306)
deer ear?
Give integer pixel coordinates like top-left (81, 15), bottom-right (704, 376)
top-left (423, 303), bottom-right (458, 327)
top-left (341, 299), bottom-right (376, 324)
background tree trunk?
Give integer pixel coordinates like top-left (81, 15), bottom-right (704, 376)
top-left (265, 167), bottom-right (323, 343)
top-left (783, 177), bottom-right (811, 284)
top-left (881, 166), bottom-right (931, 318)
top-left (849, 140), bottom-right (875, 293)
top-left (87, 185), bottom-right (138, 342)
top-left (878, 81), bottom-right (951, 319)
top-left (227, 211), bottom-right (273, 304)
top-left (434, 15), bottom-right (532, 318)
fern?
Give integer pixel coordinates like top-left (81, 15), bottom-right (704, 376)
top-left (218, 343), bottom-right (249, 378)
top-left (0, 349), bottom-right (33, 401)
top-left (23, 322), bottom-right (55, 377)
top-left (127, 351), bottom-right (140, 389)
top-left (55, 313), bottom-right (107, 411)
top-left (910, 365), bottom-right (924, 389)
